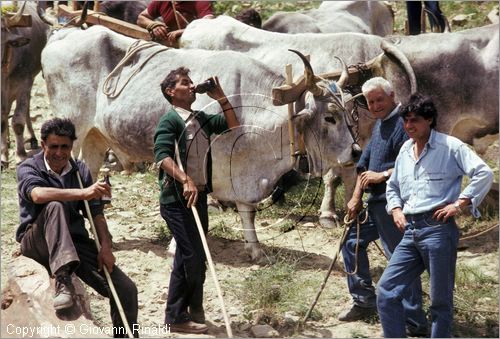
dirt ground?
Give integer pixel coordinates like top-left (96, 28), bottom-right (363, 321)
top-left (1, 72), bottom-right (498, 338)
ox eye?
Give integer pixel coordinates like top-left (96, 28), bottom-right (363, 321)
top-left (324, 116), bottom-right (336, 124)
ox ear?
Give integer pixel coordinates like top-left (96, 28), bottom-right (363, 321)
top-left (293, 108), bottom-right (314, 125)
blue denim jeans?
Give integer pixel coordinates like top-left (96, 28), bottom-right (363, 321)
top-left (377, 212), bottom-right (459, 338)
top-left (342, 201), bottom-right (427, 331)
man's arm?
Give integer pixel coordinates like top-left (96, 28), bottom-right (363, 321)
top-left (160, 157), bottom-right (198, 208)
top-left (30, 181), bottom-right (111, 204)
top-left (346, 173), bottom-right (364, 220)
top-left (137, 8), bottom-right (169, 41)
top-left (93, 214), bottom-right (115, 273)
top-left (207, 76), bottom-right (239, 129)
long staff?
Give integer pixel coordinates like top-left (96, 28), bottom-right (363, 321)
top-left (302, 212), bottom-right (366, 323)
top-left (174, 141), bottom-right (233, 338)
top-left (75, 167), bottom-right (133, 338)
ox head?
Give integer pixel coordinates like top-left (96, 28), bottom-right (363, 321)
top-left (288, 49), bottom-right (362, 176)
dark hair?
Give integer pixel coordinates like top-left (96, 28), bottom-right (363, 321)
top-left (236, 8), bottom-right (262, 28)
top-left (40, 118), bottom-right (77, 141)
top-left (160, 67), bottom-right (190, 103)
top-left (400, 93), bottom-right (438, 128)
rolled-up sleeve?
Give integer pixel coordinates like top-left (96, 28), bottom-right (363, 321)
top-left (455, 144), bottom-right (494, 217)
top-left (386, 155), bottom-right (404, 214)
top-left (17, 163), bottom-right (47, 203)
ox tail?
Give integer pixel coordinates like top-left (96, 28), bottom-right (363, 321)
top-left (380, 40), bottom-right (418, 94)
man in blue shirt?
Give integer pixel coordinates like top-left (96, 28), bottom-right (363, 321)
top-left (339, 77), bottom-right (427, 336)
top-left (379, 94), bottom-right (493, 338)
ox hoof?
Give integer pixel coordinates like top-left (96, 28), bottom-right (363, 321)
top-left (319, 214), bottom-right (341, 228)
top-left (26, 137), bottom-right (39, 150)
top-left (245, 243), bottom-right (272, 265)
top-left (1, 160), bottom-right (9, 171)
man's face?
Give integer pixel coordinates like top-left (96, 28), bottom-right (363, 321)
top-left (403, 112), bottom-right (433, 141)
top-left (167, 74), bottom-right (196, 106)
top-left (365, 87), bottom-right (396, 120)
top-left (41, 134), bottom-right (73, 174)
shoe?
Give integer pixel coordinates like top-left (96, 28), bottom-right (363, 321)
top-left (189, 306), bottom-right (206, 324)
top-left (407, 325), bottom-right (428, 337)
top-left (53, 265), bottom-right (75, 310)
top-left (169, 321), bottom-right (208, 334)
top-left (338, 305), bottom-right (377, 322)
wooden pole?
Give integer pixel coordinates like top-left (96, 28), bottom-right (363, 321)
top-left (285, 64), bottom-right (296, 165)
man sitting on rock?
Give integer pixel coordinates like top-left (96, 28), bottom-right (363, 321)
top-left (16, 118), bottom-right (138, 338)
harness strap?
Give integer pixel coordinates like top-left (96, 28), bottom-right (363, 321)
top-left (102, 40), bottom-right (169, 98)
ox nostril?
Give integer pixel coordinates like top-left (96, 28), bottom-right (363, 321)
top-left (352, 143), bottom-right (362, 160)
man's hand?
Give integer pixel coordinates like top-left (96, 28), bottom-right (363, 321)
top-left (392, 207), bottom-right (407, 232)
top-left (183, 177), bottom-right (198, 208)
top-left (166, 29), bottom-right (184, 45)
top-left (359, 170), bottom-right (386, 189)
top-left (346, 196), bottom-right (363, 220)
top-left (206, 76), bottom-right (227, 102)
top-left (97, 245), bottom-right (115, 273)
top-left (82, 181), bottom-right (111, 200)
top-left (151, 24), bottom-right (169, 41)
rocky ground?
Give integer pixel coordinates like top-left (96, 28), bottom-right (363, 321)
top-left (2, 59), bottom-right (499, 338)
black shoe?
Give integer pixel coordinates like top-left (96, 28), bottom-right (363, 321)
top-left (189, 306), bottom-right (206, 324)
top-left (53, 265), bottom-right (75, 310)
top-left (338, 305), bottom-right (377, 322)
top-left (407, 324), bottom-right (428, 337)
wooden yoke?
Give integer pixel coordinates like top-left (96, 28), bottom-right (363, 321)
top-left (58, 4), bottom-right (152, 42)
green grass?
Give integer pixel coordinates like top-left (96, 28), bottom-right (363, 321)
top-left (236, 260), bottom-right (323, 329)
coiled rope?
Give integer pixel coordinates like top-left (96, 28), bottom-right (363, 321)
top-left (102, 40), bottom-right (169, 98)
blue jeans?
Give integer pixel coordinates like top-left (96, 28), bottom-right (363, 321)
top-left (377, 212), bottom-right (459, 338)
top-left (342, 201), bottom-right (427, 330)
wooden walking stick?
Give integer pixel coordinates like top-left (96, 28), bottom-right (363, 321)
top-left (75, 166), bottom-right (133, 338)
top-left (302, 213), bottom-right (362, 323)
top-left (174, 141), bottom-right (233, 338)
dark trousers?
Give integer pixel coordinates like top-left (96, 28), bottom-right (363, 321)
top-left (20, 201), bottom-right (139, 338)
top-left (160, 192), bottom-right (208, 324)
top-left (407, 1), bottom-right (446, 35)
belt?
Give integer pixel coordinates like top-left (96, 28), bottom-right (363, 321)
top-left (405, 210), bottom-right (435, 222)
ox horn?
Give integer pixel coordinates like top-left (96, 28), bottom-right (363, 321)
top-left (333, 56), bottom-right (349, 89)
top-left (381, 40), bottom-right (418, 94)
top-left (36, 3), bottom-right (57, 26)
top-left (289, 49), bottom-right (323, 97)
top-left (6, 1), bottom-right (27, 27)
top-left (74, 1), bottom-right (90, 27)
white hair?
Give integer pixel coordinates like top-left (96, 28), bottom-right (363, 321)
top-left (361, 77), bottom-right (394, 96)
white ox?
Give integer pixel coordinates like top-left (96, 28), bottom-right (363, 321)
top-left (1, 2), bottom-right (49, 167)
top-left (262, 1), bottom-right (393, 36)
top-left (181, 15), bottom-right (386, 226)
top-left (41, 26), bottom-right (359, 261)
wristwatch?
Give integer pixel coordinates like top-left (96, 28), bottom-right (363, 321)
top-left (453, 201), bottom-right (462, 212)
top-left (383, 170), bottom-right (390, 179)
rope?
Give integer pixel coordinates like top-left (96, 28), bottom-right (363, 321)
top-left (459, 223), bottom-right (499, 241)
top-left (102, 40), bottom-right (169, 98)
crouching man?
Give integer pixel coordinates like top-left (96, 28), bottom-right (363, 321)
top-left (16, 118), bottom-right (139, 338)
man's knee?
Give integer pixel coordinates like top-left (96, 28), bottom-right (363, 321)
top-left (45, 201), bottom-right (66, 213)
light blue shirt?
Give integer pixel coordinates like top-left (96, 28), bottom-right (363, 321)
top-left (386, 130), bottom-right (493, 218)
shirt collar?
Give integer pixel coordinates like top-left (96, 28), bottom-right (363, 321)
top-left (382, 103), bottom-right (401, 121)
top-left (44, 156), bottom-right (73, 178)
top-left (173, 106), bottom-right (193, 122)
top-left (426, 129), bottom-right (437, 149)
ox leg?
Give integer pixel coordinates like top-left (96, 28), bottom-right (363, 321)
top-left (26, 110), bottom-right (38, 150)
top-left (12, 86), bottom-right (34, 164)
top-left (319, 168), bottom-right (341, 228)
top-left (235, 202), bottom-right (267, 263)
top-left (1, 95), bottom-right (15, 168)
top-left (80, 128), bottom-right (109, 182)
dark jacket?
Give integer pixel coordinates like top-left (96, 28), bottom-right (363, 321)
top-left (16, 152), bottom-right (103, 242)
top-left (153, 108), bottom-right (229, 205)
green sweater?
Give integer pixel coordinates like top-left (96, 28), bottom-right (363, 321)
top-left (154, 108), bottom-right (229, 204)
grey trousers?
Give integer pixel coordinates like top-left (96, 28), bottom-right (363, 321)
top-left (20, 201), bottom-right (139, 338)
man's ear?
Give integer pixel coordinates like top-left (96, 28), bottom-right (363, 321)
top-left (166, 87), bottom-right (174, 98)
